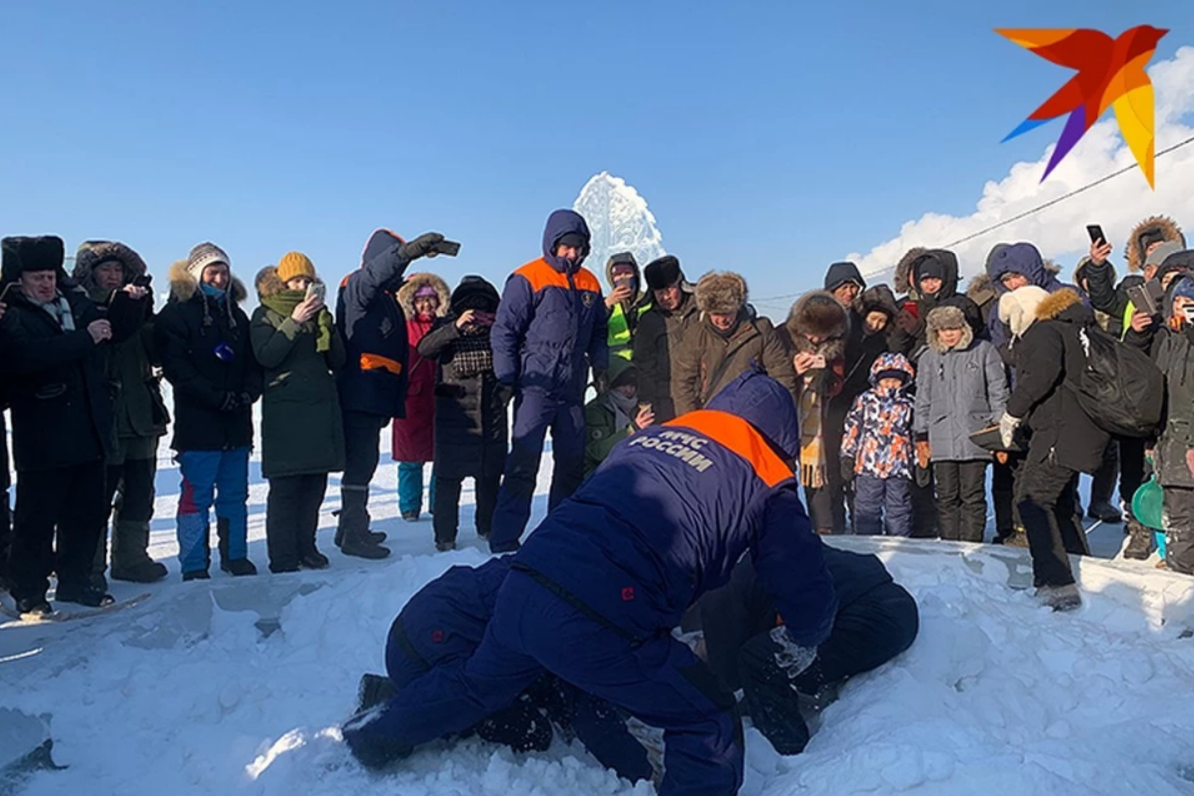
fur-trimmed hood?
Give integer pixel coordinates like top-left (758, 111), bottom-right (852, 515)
top-left (605, 252), bottom-right (647, 305)
top-left (1036, 287), bottom-right (1085, 321)
top-left (966, 272), bottom-right (997, 309)
top-left (1126, 215), bottom-right (1185, 273)
top-left (896, 247), bottom-right (959, 300)
top-left (894, 247), bottom-right (927, 298)
top-left (785, 290), bottom-right (850, 359)
top-left (985, 242), bottom-right (1065, 296)
top-left (167, 259), bottom-right (247, 304)
top-left (997, 285), bottom-right (1050, 339)
top-left (859, 284), bottom-right (900, 320)
top-left (926, 305), bottom-right (975, 352)
top-left (397, 272), bottom-right (451, 317)
top-left (696, 271), bottom-right (748, 314)
top-left (254, 265), bottom-right (289, 299)
top-left (72, 240), bottom-right (147, 291)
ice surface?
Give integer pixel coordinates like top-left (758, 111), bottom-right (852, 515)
top-left (4, 431), bottom-right (1194, 795)
top-left (573, 172), bottom-right (666, 280)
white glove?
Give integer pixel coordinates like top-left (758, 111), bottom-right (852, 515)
top-left (770, 626), bottom-right (818, 679)
top-left (999, 412), bottom-right (1022, 449)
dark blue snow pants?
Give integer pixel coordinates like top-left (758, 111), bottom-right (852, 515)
top-left (853, 475), bottom-right (913, 537)
top-left (488, 391), bottom-right (586, 552)
top-left (358, 569), bottom-right (742, 795)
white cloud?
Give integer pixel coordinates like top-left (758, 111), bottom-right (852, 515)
top-left (847, 46), bottom-right (1194, 285)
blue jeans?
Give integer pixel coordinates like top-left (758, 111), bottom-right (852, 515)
top-left (397, 462), bottom-right (436, 516)
top-left (176, 448), bottom-right (250, 573)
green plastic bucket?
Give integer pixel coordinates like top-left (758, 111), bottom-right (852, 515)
top-left (1132, 476), bottom-right (1167, 557)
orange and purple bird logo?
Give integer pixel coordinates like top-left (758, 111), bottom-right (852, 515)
top-left (997, 26), bottom-right (1168, 188)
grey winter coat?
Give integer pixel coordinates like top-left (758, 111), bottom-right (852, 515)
top-left (1152, 328), bottom-right (1194, 488)
top-left (913, 323), bottom-right (1008, 461)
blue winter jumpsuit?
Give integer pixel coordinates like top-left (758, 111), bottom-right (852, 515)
top-left (347, 370), bottom-right (837, 795)
top-left (487, 210), bottom-right (608, 552)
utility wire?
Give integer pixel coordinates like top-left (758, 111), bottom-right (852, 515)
top-left (752, 133), bottom-right (1194, 306)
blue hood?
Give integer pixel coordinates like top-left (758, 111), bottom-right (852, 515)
top-left (987, 242), bottom-right (1064, 296)
top-left (541, 209), bottom-right (591, 274)
top-left (705, 368), bottom-right (800, 460)
top-left (361, 229), bottom-right (406, 290)
top-left (823, 261), bottom-right (866, 292)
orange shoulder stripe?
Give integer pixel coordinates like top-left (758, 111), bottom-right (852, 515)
top-left (665, 410), bottom-right (794, 488)
top-left (515, 259), bottom-right (602, 294)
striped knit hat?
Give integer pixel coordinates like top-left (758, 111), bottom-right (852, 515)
top-left (187, 242), bottom-right (231, 283)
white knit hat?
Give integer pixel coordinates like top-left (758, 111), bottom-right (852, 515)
top-left (998, 285), bottom-right (1049, 338)
top-left (187, 242), bottom-right (231, 282)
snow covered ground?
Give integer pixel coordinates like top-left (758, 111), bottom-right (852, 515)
top-left (4, 441), bottom-right (1194, 796)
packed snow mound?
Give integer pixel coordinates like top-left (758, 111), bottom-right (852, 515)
top-left (4, 537), bottom-right (1194, 796)
top-left (573, 172), bottom-right (666, 279)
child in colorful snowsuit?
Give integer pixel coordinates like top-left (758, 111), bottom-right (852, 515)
top-left (840, 353), bottom-right (916, 536)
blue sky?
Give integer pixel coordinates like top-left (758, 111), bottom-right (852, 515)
top-left (1, 0), bottom-right (1191, 307)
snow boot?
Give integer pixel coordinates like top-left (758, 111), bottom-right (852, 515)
top-left (1037, 583), bottom-right (1081, 612)
top-left (16, 595), bottom-right (53, 618)
top-left (110, 522), bottom-right (168, 583)
top-left (1087, 501), bottom-right (1123, 523)
top-left (339, 487), bottom-right (390, 560)
top-left (342, 707), bottom-right (412, 770)
top-left (216, 517), bottom-right (257, 575)
top-left (401, 511), bottom-right (420, 522)
top-left (435, 541), bottom-right (456, 552)
top-left (55, 582), bottom-right (115, 608)
top-left (1124, 519), bottom-right (1154, 560)
top-left (300, 551), bottom-right (330, 570)
top-left (476, 694), bottom-right (554, 752)
top-left (89, 572), bottom-right (109, 593)
top-left (182, 569), bottom-right (210, 581)
top-left (357, 673), bottom-right (399, 713)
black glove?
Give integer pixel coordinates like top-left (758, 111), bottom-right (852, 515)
top-left (915, 463), bottom-right (932, 489)
top-left (495, 382), bottom-right (516, 408)
top-left (398, 233), bottom-right (445, 263)
top-left (219, 391), bottom-right (240, 412)
top-left (840, 457), bottom-right (856, 486)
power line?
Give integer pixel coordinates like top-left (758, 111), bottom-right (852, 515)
top-left (752, 133), bottom-right (1194, 306)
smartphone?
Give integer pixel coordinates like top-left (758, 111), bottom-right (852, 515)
top-left (1127, 282), bottom-right (1163, 317)
top-left (429, 240), bottom-right (461, 257)
top-left (1086, 224), bottom-right (1106, 245)
top-left (1183, 305), bottom-right (1194, 323)
top-left (306, 282), bottom-right (327, 302)
top-left (133, 274), bottom-right (153, 288)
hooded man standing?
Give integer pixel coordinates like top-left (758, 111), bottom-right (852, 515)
top-left (633, 256), bottom-right (698, 423)
top-left (334, 230), bottom-right (447, 558)
top-left (604, 252), bottom-right (651, 361)
top-left (487, 210), bottom-right (608, 554)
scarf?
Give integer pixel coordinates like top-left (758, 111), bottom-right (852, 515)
top-left (797, 378), bottom-right (827, 489)
top-left (452, 325), bottom-right (495, 378)
top-left (608, 390), bottom-right (638, 431)
top-left (35, 293), bottom-right (76, 332)
top-left (261, 290), bottom-right (333, 352)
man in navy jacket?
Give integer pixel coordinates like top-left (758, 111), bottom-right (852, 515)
top-left (487, 210), bottom-right (608, 553)
top-left (343, 369), bottom-right (836, 796)
top-left (334, 230), bottom-right (445, 558)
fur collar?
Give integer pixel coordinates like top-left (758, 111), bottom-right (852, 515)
top-left (1036, 287), bottom-right (1083, 321)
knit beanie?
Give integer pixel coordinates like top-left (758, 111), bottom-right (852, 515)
top-left (414, 284), bottom-right (439, 299)
top-left (277, 251), bottom-right (316, 284)
top-left (1145, 241), bottom-right (1185, 271)
top-left (187, 242), bottom-right (231, 282)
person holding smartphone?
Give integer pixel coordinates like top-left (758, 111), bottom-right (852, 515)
top-left (250, 252), bottom-right (345, 573)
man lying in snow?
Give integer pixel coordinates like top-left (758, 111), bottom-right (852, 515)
top-left (687, 546), bottom-right (919, 755)
top-left (348, 555), bottom-right (656, 783)
top-left (342, 369), bottom-right (838, 796)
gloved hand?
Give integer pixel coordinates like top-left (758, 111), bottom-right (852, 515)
top-left (839, 457), bottom-right (855, 486)
top-left (219, 391), bottom-right (240, 412)
top-left (495, 382), bottom-right (516, 408)
top-left (915, 462), bottom-right (932, 488)
top-left (593, 370), bottom-right (609, 395)
top-left (916, 440), bottom-right (931, 470)
top-left (341, 706), bottom-right (411, 770)
top-left (999, 412), bottom-right (1022, 449)
top-left (398, 233), bottom-right (445, 262)
top-left (769, 625), bottom-right (818, 679)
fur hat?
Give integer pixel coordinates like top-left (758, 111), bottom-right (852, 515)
top-left (785, 290), bottom-right (849, 359)
top-left (397, 272), bottom-right (451, 317)
top-left (276, 251), bottom-right (316, 284)
top-left (926, 305), bottom-right (976, 352)
top-left (1126, 216), bottom-right (1185, 273)
top-left (187, 242), bottom-right (231, 282)
top-left (695, 271), bottom-right (747, 314)
top-left (73, 240), bottom-right (147, 290)
top-left (2, 235), bottom-right (66, 281)
top-left (644, 255), bottom-right (684, 290)
top-left (997, 285), bottom-right (1049, 338)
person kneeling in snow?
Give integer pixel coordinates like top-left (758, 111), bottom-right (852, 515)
top-left (342, 368), bottom-right (837, 796)
top-left (689, 546), bottom-right (918, 755)
top-left (347, 555), bottom-right (656, 783)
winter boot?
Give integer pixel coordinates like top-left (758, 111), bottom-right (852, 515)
top-left (342, 706), bottom-right (412, 770)
top-left (339, 487), bottom-right (390, 560)
top-left (1087, 501), bottom-right (1123, 523)
top-left (401, 511), bottom-right (420, 522)
top-left (1037, 583), bottom-right (1081, 612)
top-left (110, 522), bottom-right (168, 583)
top-left (182, 569), bottom-right (210, 582)
top-left (300, 551), bottom-right (330, 569)
top-left (334, 486), bottom-right (387, 548)
top-left (55, 582), bottom-right (116, 608)
top-left (89, 572), bottom-right (109, 592)
top-left (1123, 519), bottom-right (1154, 560)
top-left (357, 673), bottom-right (399, 713)
top-left (216, 517), bottom-right (257, 576)
top-left (16, 595), bottom-right (53, 618)
top-left (435, 541), bottom-right (457, 552)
